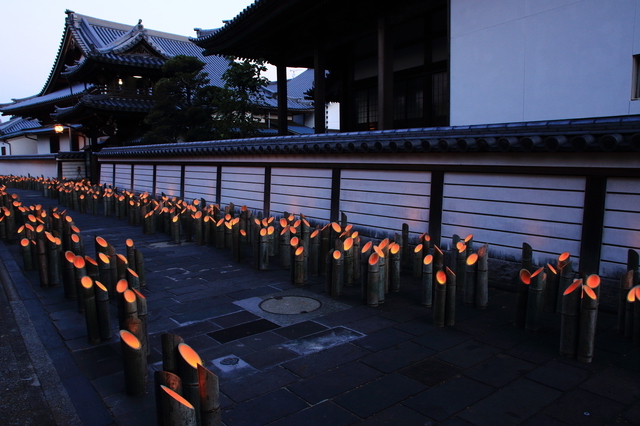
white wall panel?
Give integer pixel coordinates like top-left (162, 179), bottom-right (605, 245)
top-left (132, 165), bottom-right (154, 194)
top-left (442, 173), bottom-right (585, 263)
top-left (100, 164), bottom-right (115, 187)
top-left (271, 167), bottom-right (332, 222)
top-left (340, 170), bottom-right (430, 240)
top-left (184, 165), bottom-right (217, 205)
top-left (155, 165), bottom-right (181, 198)
top-left (220, 166), bottom-right (264, 214)
top-left (601, 177), bottom-right (640, 276)
top-left (60, 161), bottom-right (85, 180)
top-left (114, 164), bottom-right (132, 190)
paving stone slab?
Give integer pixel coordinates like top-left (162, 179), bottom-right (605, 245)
top-left (579, 365), bottom-right (640, 405)
top-left (435, 340), bottom-right (503, 369)
top-left (242, 345), bottom-right (299, 370)
top-left (352, 327), bottom-right (413, 352)
top-left (222, 388), bottom-right (309, 426)
top-left (399, 356), bottom-right (463, 387)
top-left (282, 342), bottom-right (371, 378)
top-left (542, 388), bottom-right (625, 425)
top-left (269, 400), bottom-right (360, 426)
top-left (358, 404), bottom-right (433, 426)
top-left (412, 328), bottom-right (474, 351)
top-left (361, 340), bottom-right (436, 373)
top-left (462, 353), bottom-right (535, 388)
top-left (525, 358), bottom-right (592, 391)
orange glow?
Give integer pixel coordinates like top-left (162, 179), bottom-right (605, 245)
top-left (280, 226), bottom-right (289, 235)
top-left (65, 251), bottom-right (76, 262)
top-left (531, 267), bottom-right (544, 278)
top-left (295, 246), bottom-right (304, 256)
top-left (333, 250), bottom-right (342, 260)
top-left (351, 231), bottom-right (359, 239)
top-left (564, 279), bottom-right (582, 295)
top-left (194, 211), bottom-right (202, 219)
top-left (20, 238), bottom-right (29, 247)
top-left (361, 241), bottom-right (373, 253)
top-left (436, 270), bottom-right (446, 285)
top-left (260, 228), bottom-right (267, 236)
top-left (520, 269), bottom-right (531, 284)
top-left (95, 281), bottom-right (107, 292)
top-left (627, 288), bottom-right (636, 302)
top-left (225, 214), bottom-right (231, 221)
top-left (374, 246), bottom-right (384, 258)
top-left (267, 226), bottom-right (275, 235)
top-left (124, 289), bottom-right (136, 303)
top-left (162, 385), bottom-right (194, 408)
top-left (96, 237), bottom-right (108, 248)
top-left (127, 268), bottom-right (139, 278)
top-left (466, 253), bottom-right (478, 266)
top-left (369, 252), bottom-right (379, 265)
top-left (583, 286), bottom-right (597, 300)
top-left (424, 254), bottom-right (433, 265)
top-left (225, 221), bottom-right (232, 230)
top-left (261, 218), bottom-right (269, 227)
top-left (172, 215), bottom-right (179, 223)
top-left (118, 254), bottom-right (128, 264)
top-left (331, 222), bottom-right (341, 233)
top-left (81, 276), bottom-right (93, 289)
top-left (98, 252), bottom-right (110, 264)
top-left (85, 256), bottom-right (98, 267)
top-left (216, 218), bottom-right (224, 226)
top-left (457, 242), bottom-right (466, 253)
top-left (116, 279), bottom-right (129, 293)
top-left (71, 234), bottom-right (80, 243)
top-left (240, 229), bottom-right (247, 236)
top-left (310, 229), bottom-right (320, 239)
top-left (289, 227), bottom-right (297, 234)
top-left (464, 234), bottom-right (473, 243)
top-left (120, 330), bottom-right (141, 350)
top-left (558, 252), bottom-right (570, 262)
top-left (547, 264), bottom-right (557, 274)
top-left (293, 219), bottom-right (301, 228)
top-left (586, 275), bottom-right (600, 289)
top-left (344, 237), bottom-right (354, 251)
top-left (36, 224), bottom-right (44, 233)
top-left (379, 239), bottom-right (389, 250)
top-left (73, 256), bottom-right (85, 269)
top-left (390, 243), bottom-right (400, 254)
top-left (71, 226), bottom-right (80, 233)
top-left (178, 343), bottom-right (202, 368)
top-left (434, 246), bottom-right (443, 256)
top-left (290, 236), bottom-right (299, 246)
top-left (414, 244), bottom-right (423, 253)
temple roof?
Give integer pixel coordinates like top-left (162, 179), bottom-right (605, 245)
top-left (0, 83), bottom-right (88, 115)
top-left (0, 117), bottom-right (42, 138)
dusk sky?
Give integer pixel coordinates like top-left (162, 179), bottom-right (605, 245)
top-left (0, 0), bottom-right (282, 116)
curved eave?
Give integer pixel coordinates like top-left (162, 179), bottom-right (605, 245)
top-left (62, 55), bottom-right (165, 81)
top-left (53, 97), bottom-right (154, 121)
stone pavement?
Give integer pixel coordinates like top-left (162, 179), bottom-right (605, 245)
top-left (0, 188), bottom-right (638, 426)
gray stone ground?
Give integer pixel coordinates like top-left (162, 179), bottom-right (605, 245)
top-left (0, 188), bottom-right (638, 425)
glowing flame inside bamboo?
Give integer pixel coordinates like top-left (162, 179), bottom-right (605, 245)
top-left (414, 244), bottom-right (423, 253)
top-left (118, 254), bottom-right (128, 264)
top-left (95, 281), bottom-right (107, 292)
top-left (99, 252), bottom-right (110, 264)
top-left (351, 231), bottom-right (358, 239)
top-left (240, 229), bottom-right (247, 236)
top-left (128, 269), bottom-right (139, 278)
top-left (290, 237), bottom-right (299, 247)
top-left (424, 254), bottom-right (433, 265)
top-left (390, 243), bottom-right (400, 254)
top-left (73, 256), bottom-right (85, 269)
top-left (262, 218), bottom-right (269, 227)
top-left (71, 234), bottom-right (80, 243)
top-left (457, 242), bottom-right (466, 253)
top-left (96, 237), bottom-right (108, 248)
top-left (547, 264), bottom-right (557, 274)
top-left (81, 276), bottom-right (93, 289)
top-left (20, 238), bottom-right (29, 247)
top-left (520, 269), bottom-right (531, 284)
top-left (65, 251), bottom-right (76, 262)
top-left (628, 288), bottom-right (637, 302)
top-left (436, 270), bottom-right (446, 285)
top-left (124, 289), bottom-right (136, 304)
top-left (293, 219), bottom-right (301, 228)
top-left (531, 267), bottom-right (544, 278)
top-left (379, 239), bottom-right (389, 250)
top-left (178, 343), bottom-right (202, 368)
top-left (564, 279), bottom-right (582, 295)
top-left (331, 222), bottom-right (341, 233)
top-left (586, 275), bottom-right (600, 289)
top-left (162, 385), bottom-right (194, 409)
top-left (333, 250), bottom-right (342, 260)
top-left (85, 256), bottom-right (98, 267)
top-left (369, 252), bottom-right (379, 265)
top-left (117, 279), bottom-right (129, 293)
top-left (267, 226), bottom-right (275, 235)
top-left (289, 227), bottom-right (297, 234)
top-left (280, 226), bottom-right (289, 235)
top-left (464, 234), bottom-right (473, 243)
top-left (295, 246), bottom-right (304, 256)
top-left (362, 241), bottom-right (373, 253)
top-left (374, 246), bottom-right (384, 258)
top-left (120, 330), bottom-right (141, 350)
top-left (466, 253), bottom-right (478, 265)
top-left (344, 237), bottom-right (354, 251)
top-left (559, 252), bottom-right (570, 262)
top-left (260, 228), bottom-right (267, 237)
top-left (583, 286), bottom-right (597, 300)
top-left (36, 224), bottom-right (44, 233)
top-left (310, 229), bottom-right (319, 239)
top-left (225, 222), bottom-right (232, 230)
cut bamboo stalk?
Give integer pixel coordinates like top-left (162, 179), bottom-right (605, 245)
top-left (267, 224), bottom-right (276, 256)
top-left (172, 215), bottom-right (181, 244)
top-left (279, 225), bottom-right (291, 268)
top-left (543, 264), bottom-right (558, 313)
top-left (629, 249), bottom-right (639, 286)
top-left (35, 226), bottom-right (48, 287)
top-left (160, 385), bottom-right (197, 426)
top-left (464, 253), bottom-right (478, 306)
top-left (162, 333), bottom-right (184, 375)
top-left (624, 286), bottom-right (637, 340)
top-left (85, 255), bottom-right (99, 281)
top-left (367, 252), bottom-right (380, 307)
top-left (379, 238), bottom-right (390, 294)
top-left (389, 242), bottom-right (401, 292)
top-left (134, 249), bottom-right (146, 288)
top-left (116, 254), bottom-right (128, 282)
top-left (122, 288), bottom-right (138, 330)
top-left (70, 233), bottom-right (84, 257)
top-left (20, 237), bottom-right (33, 270)
top-left (412, 244), bottom-right (423, 279)
top-left (433, 245), bottom-right (444, 273)
top-left (178, 343), bottom-right (203, 426)
top-left (445, 267), bottom-right (456, 326)
top-left (434, 270), bottom-right (447, 327)
top-left (475, 244), bottom-right (489, 309)
top-left (422, 254), bottom-right (433, 307)
top-left (98, 252), bottom-right (112, 296)
top-left (556, 252), bottom-right (573, 314)
top-left (515, 269), bottom-right (530, 329)
top-left (618, 271), bottom-right (634, 334)
top-left (525, 267), bottom-right (545, 332)
top-left (73, 255), bottom-right (86, 312)
top-left (80, 276), bottom-right (101, 344)
top-left (455, 242), bottom-right (466, 297)
top-left (116, 279), bottom-right (129, 329)
top-left (132, 288), bottom-right (149, 356)
top-left (634, 287), bottom-right (640, 345)
top-left (522, 242), bottom-right (533, 273)
top-left (360, 241), bottom-right (373, 302)
top-left (331, 249), bottom-right (344, 297)
top-left (127, 268), bottom-right (140, 290)
top-left (352, 234), bottom-right (361, 284)
top-left (344, 237), bottom-right (355, 287)
top-left (464, 234), bottom-right (474, 258)
top-left (95, 281), bottom-right (111, 341)
top-left (294, 245), bottom-right (306, 286)
top-left (577, 278), bottom-right (599, 363)
top-left (560, 279), bottom-right (582, 358)
top-left (319, 224), bottom-right (330, 276)
top-left (126, 239), bottom-right (136, 268)
top-left (259, 228), bottom-right (269, 270)
top-left (62, 250), bottom-right (76, 298)
top-left (374, 246), bottom-right (386, 303)
top-left (120, 330), bottom-right (147, 396)
top-left (197, 364), bottom-right (221, 426)
top-left (309, 229), bottom-right (320, 277)
top-left (154, 371), bottom-right (183, 426)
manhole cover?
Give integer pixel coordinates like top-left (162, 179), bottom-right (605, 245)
top-left (260, 296), bottom-right (322, 315)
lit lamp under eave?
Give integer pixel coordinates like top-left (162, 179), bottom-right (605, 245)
top-left (54, 124), bottom-right (64, 133)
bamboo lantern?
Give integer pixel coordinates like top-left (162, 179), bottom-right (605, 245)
top-left (203, 216), bottom-right (213, 246)
top-left (455, 242), bottom-right (467, 298)
top-left (401, 223), bottom-right (409, 268)
top-left (433, 245), bottom-right (444, 273)
top-left (73, 255), bottom-right (86, 313)
top-left (543, 264), bottom-right (558, 313)
top-left (95, 281), bottom-right (111, 341)
top-left (331, 249), bottom-right (344, 297)
top-left (127, 268), bottom-right (140, 290)
top-left (412, 244), bottom-right (423, 279)
top-left (464, 253), bottom-right (478, 306)
top-left (618, 271), bottom-right (634, 334)
top-left (522, 242), bottom-right (533, 272)
top-left (301, 217), bottom-right (311, 249)
top-left (178, 343), bottom-right (203, 425)
top-left (624, 286), bottom-right (637, 340)
top-left (330, 222), bottom-right (341, 251)
top-left (294, 245), bottom-right (306, 286)
top-left (62, 250), bottom-right (77, 298)
top-left (628, 249), bottom-right (639, 286)
top-left (35, 225), bottom-right (48, 287)
top-left (389, 242), bottom-right (401, 292)
top-left (122, 288), bottom-right (138, 330)
top-left (352, 234), bottom-right (361, 283)
top-left (85, 255), bottom-right (99, 281)
top-left (634, 287), bottom-right (640, 344)
top-left (515, 269), bottom-right (530, 329)
top-left (445, 267), bottom-right (457, 326)
top-left (159, 385), bottom-right (197, 426)
top-left (422, 254), bottom-right (433, 307)
top-left (155, 371), bottom-right (183, 426)
top-left (116, 254), bottom-right (128, 282)
top-left (279, 225), bottom-right (291, 268)
top-left (120, 330), bottom-right (147, 396)
top-left (374, 246), bottom-right (386, 303)
top-left (434, 270), bottom-right (447, 327)
top-left (367, 252), bottom-right (380, 307)
top-left (344, 237), bottom-right (355, 287)
top-left (556, 252), bottom-right (573, 313)
top-left (577, 276), bottom-right (600, 363)
top-left (80, 276), bottom-right (101, 344)
top-left (134, 249), bottom-right (146, 288)
top-left (95, 236), bottom-right (109, 257)
top-left (525, 267), bottom-right (545, 332)
top-left (309, 229), bottom-right (320, 277)
top-left (162, 333), bottom-right (185, 374)
top-left (319, 225), bottom-right (330, 276)
top-left (132, 288), bottom-right (149, 356)
top-left (115, 279), bottom-right (129, 328)
top-left (143, 210), bottom-right (155, 235)
top-left (560, 279), bottom-right (582, 358)
top-left (20, 237), bottom-right (33, 270)
top-left (379, 238), bottom-right (390, 293)
top-left (360, 241), bottom-right (373, 302)
top-left (475, 244), bottom-right (489, 309)
top-left (193, 211), bottom-right (203, 244)
top-left (198, 364), bottom-right (221, 426)
top-left (258, 228), bottom-right (269, 270)
top-left (97, 252), bottom-right (112, 296)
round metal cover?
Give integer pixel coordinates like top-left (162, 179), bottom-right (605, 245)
top-left (260, 296), bottom-right (322, 315)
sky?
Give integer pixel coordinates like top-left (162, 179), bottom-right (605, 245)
top-left (0, 0), bottom-right (284, 118)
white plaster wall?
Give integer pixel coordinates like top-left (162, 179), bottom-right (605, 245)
top-left (8, 136), bottom-right (37, 155)
top-left (450, 0), bottom-right (639, 125)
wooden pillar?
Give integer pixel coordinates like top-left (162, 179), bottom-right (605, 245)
top-left (377, 15), bottom-right (393, 130)
top-left (578, 176), bottom-right (607, 275)
top-left (428, 171), bottom-right (444, 248)
top-left (314, 49), bottom-right (326, 134)
top-left (277, 63), bottom-right (288, 136)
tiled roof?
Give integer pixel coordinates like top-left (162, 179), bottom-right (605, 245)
top-left (53, 96), bottom-right (155, 120)
top-left (0, 117), bottom-right (42, 136)
top-left (0, 83), bottom-right (88, 114)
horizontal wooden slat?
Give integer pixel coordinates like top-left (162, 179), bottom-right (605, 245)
top-left (272, 167), bottom-right (332, 178)
top-left (445, 172), bottom-right (586, 191)
top-left (444, 184), bottom-right (585, 207)
top-left (443, 198), bottom-right (583, 224)
top-left (606, 177), bottom-right (640, 194)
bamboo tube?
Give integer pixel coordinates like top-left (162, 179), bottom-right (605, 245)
top-left (445, 267), bottom-right (456, 326)
top-left (422, 254), bottom-right (433, 307)
top-left (116, 254), bottom-right (128, 282)
top-left (433, 245), bottom-right (444, 273)
top-left (155, 371), bottom-right (183, 426)
top-left (522, 242), bottom-right (533, 272)
top-left (331, 249), bottom-right (344, 298)
top-left (515, 269), bottom-right (530, 329)
top-left (97, 252), bottom-right (112, 296)
top-left (197, 364), bottom-right (221, 426)
top-left (389, 242), bottom-right (401, 292)
top-left (115, 279), bottom-right (128, 328)
top-left (35, 226), bottom-right (48, 287)
top-left (70, 233), bottom-right (84, 257)
top-left (132, 288), bottom-right (149, 356)
top-left (543, 264), bottom-right (558, 312)
top-left (360, 241), bottom-right (373, 302)
top-left (412, 244), bottom-right (423, 279)
top-left (525, 267), bottom-right (545, 332)
top-left (125, 239), bottom-right (136, 267)
top-left (127, 268), bottom-right (140, 290)
top-left (259, 228), bottom-right (269, 270)
top-left (634, 287), bottom-right (640, 344)
top-left (434, 270), bottom-right (447, 327)
top-left (309, 229), bottom-right (320, 277)
top-left (80, 276), bottom-right (101, 344)
top-left (159, 385), bottom-right (196, 426)
top-left (475, 244), bottom-right (489, 309)
top-left (122, 288), bottom-right (138, 329)
top-left (178, 343), bottom-right (203, 425)
top-left (319, 225), bottom-right (330, 276)
top-left (120, 330), bottom-right (147, 396)
top-left (94, 281), bottom-right (111, 341)
top-left (624, 286), bottom-right (637, 340)
top-left (20, 237), bottom-right (33, 270)
top-left (172, 215), bottom-right (181, 244)
top-left (374, 246), bottom-right (386, 303)
top-left (367, 252), bottom-right (380, 307)
top-left (556, 252), bottom-right (573, 313)
top-left (352, 234), bottom-right (361, 284)
top-left (62, 251), bottom-right (77, 298)
top-left (560, 279), bottom-right (582, 358)
top-left (162, 333), bottom-right (185, 374)
top-left (577, 277), bottom-right (600, 363)
top-left (464, 234), bottom-right (474, 258)
top-left (293, 245), bottom-right (306, 286)
top-left (618, 271), bottom-right (634, 334)
top-left (629, 249), bottom-right (639, 286)
top-left (85, 255), bottom-right (99, 281)
top-left (279, 225), bottom-right (291, 268)
top-left (379, 239), bottom-right (390, 294)
top-left (73, 255), bottom-right (86, 312)
top-left (464, 253), bottom-right (478, 306)
top-left (344, 237), bottom-right (355, 287)
top-left (133, 249), bottom-right (146, 288)
top-left (95, 236), bottom-right (109, 257)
